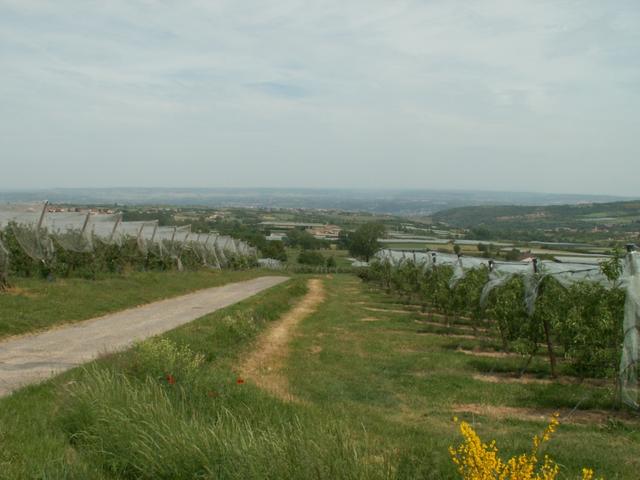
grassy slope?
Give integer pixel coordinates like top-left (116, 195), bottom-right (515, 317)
top-left (0, 269), bottom-right (267, 338)
top-left (432, 201), bottom-right (640, 230)
top-left (1, 274), bottom-right (638, 478)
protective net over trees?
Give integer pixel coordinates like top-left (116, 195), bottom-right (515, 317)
top-left (621, 251), bottom-right (640, 408)
top-left (0, 237), bottom-right (9, 290)
top-left (373, 247), bottom-right (640, 409)
top-left (0, 202), bottom-right (255, 271)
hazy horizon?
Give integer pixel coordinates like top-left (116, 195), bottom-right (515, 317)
top-left (2, 1), bottom-right (639, 196)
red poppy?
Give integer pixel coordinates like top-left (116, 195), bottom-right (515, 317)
top-left (166, 374), bottom-right (176, 385)
top-left (236, 377), bottom-right (245, 385)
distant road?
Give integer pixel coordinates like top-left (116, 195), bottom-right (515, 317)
top-left (0, 276), bottom-right (289, 397)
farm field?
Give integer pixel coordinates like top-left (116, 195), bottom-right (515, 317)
top-left (379, 242), bottom-right (481, 254)
top-left (0, 273), bottom-right (638, 478)
top-left (285, 247), bottom-right (353, 268)
top-left (0, 269), bottom-right (267, 338)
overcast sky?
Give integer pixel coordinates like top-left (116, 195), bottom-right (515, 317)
top-left (1, 1), bottom-right (639, 195)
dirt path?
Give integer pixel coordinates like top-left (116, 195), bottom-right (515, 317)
top-left (239, 278), bottom-right (325, 402)
top-left (452, 403), bottom-right (639, 426)
top-left (0, 276), bottom-right (288, 397)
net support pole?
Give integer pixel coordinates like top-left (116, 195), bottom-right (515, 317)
top-left (109, 214), bottom-right (122, 244)
top-left (150, 222), bottom-right (158, 244)
top-left (36, 200), bottom-right (49, 262)
top-left (81, 212), bottom-right (91, 235)
top-left (36, 201), bottom-right (49, 231)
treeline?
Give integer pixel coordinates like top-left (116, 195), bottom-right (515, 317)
top-left (432, 201), bottom-right (640, 244)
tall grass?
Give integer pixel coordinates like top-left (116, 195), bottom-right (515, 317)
top-left (60, 364), bottom-right (390, 479)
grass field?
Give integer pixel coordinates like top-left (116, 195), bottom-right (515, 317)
top-left (0, 269), bottom-right (267, 338)
top-left (379, 242), bottom-right (481, 254)
top-left (1, 273), bottom-right (638, 478)
top-left (285, 247), bottom-right (353, 268)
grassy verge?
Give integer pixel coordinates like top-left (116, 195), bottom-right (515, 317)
top-left (0, 269), bottom-right (268, 338)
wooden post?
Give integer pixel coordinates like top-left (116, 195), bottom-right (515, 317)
top-left (80, 211), bottom-right (91, 235)
top-left (109, 214), bottom-right (122, 244)
top-left (534, 258), bottom-right (558, 378)
top-left (150, 222), bottom-right (158, 244)
top-left (35, 200), bottom-right (49, 262)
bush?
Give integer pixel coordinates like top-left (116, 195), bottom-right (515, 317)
top-left (297, 250), bottom-right (325, 266)
top-left (450, 414), bottom-right (598, 479)
top-left (128, 338), bottom-right (205, 386)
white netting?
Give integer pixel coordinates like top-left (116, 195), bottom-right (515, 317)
top-left (258, 258), bottom-right (283, 269)
top-left (0, 202), bottom-right (53, 261)
top-left (153, 225), bottom-right (190, 259)
top-left (0, 237), bottom-right (9, 287)
top-left (373, 247), bottom-right (638, 408)
top-left (0, 202), bottom-right (45, 229)
top-left (188, 234), bottom-right (220, 268)
top-left (90, 214), bottom-right (123, 245)
top-left (115, 220), bottom-right (158, 254)
top-left (45, 211), bottom-right (93, 253)
top-left (621, 251), bottom-right (640, 408)
top-left (0, 203), bottom-right (256, 268)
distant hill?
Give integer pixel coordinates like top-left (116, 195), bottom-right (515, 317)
top-left (0, 188), bottom-right (630, 216)
top-left (432, 201), bottom-right (640, 233)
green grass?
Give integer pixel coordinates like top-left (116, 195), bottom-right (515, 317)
top-left (0, 269), bottom-right (268, 338)
top-left (285, 276), bottom-right (640, 478)
top-left (285, 247), bottom-right (352, 268)
top-left (1, 274), bottom-right (639, 478)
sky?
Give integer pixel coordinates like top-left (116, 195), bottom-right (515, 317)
top-left (1, 0), bottom-right (639, 195)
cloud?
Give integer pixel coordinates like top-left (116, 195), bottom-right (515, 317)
top-left (0, 0), bottom-right (639, 195)
top-left (248, 82), bottom-right (308, 99)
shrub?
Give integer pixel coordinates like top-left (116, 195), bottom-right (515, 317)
top-left (128, 338), bottom-right (205, 386)
top-left (297, 250), bottom-right (325, 266)
top-left (450, 414), bottom-right (599, 480)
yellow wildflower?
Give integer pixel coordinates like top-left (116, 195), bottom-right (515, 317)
top-left (449, 413), bottom-right (602, 480)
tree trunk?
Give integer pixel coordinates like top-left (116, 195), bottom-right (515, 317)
top-left (543, 318), bottom-right (557, 378)
top-left (0, 271), bottom-right (9, 292)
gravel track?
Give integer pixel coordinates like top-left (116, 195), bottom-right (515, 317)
top-left (0, 275), bottom-right (288, 397)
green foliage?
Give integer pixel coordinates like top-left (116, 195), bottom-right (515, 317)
top-left (362, 258), bottom-right (626, 380)
top-left (285, 229), bottom-right (327, 250)
top-left (599, 248), bottom-right (623, 283)
top-left (485, 276), bottom-right (540, 354)
top-left (260, 240), bottom-right (288, 262)
top-left (347, 222), bottom-right (385, 261)
top-left (297, 249), bottom-right (325, 266)
top-left (504, 248), bottom-right (522, 261)
top-left (449, 267), bottom-right (488, 323)
top-left (556, 281), bottom-right (624, 378)
top-left (129, 338), bottom-right (205, 385)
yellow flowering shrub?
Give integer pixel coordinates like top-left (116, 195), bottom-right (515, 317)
top-left (449, 413), bottom-right (600, 480)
